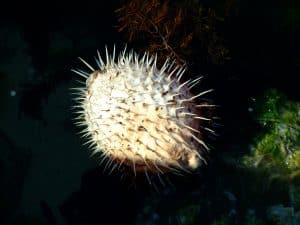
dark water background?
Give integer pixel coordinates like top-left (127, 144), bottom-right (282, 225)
top-left (0, 1), bottom-right (299, 225)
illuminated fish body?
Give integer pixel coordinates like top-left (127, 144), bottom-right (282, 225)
top-left (72, 46), bottom-right (214, 176)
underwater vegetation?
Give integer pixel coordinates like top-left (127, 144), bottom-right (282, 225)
top-left (242, 89), bottom-right (300, 182)
top-left (115, 0), bottom-right (230, 65)
top-left (215, 89), bottom-right (300, 225)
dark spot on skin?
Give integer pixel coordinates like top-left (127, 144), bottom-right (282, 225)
top-left (142, 103), bottom-right (147, 107)
top-left (128, 128), bottom-right (134, 132)
top-left (155, 106), bottom-right (159, 111)
top-left (116, 71), bottom-right (120, 77)
top-left (138, 126), bottom-right (147, 131)
top-left (162, 91), bottom-right (168, 96)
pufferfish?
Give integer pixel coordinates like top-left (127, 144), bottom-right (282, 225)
top-left (71, 46), bottom-right (214, 177)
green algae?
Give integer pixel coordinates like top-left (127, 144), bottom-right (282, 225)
top-left (242, 89), bottom-right (300, 178)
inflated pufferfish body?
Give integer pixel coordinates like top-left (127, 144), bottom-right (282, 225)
top-left (72, 47), bottom-right (213, 175)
